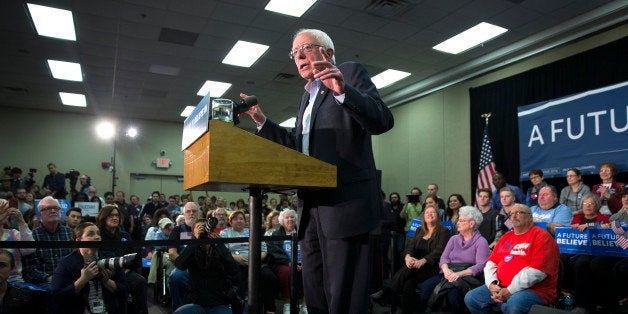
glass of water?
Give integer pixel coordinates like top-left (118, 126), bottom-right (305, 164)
top-left (211, 98), bottom-right (234, 122)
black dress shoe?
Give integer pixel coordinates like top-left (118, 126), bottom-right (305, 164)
top-left (370, 288), bottom-right (391, 306)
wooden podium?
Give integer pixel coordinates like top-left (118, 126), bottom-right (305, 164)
top-left (183, 120), bottom-right (336, 314)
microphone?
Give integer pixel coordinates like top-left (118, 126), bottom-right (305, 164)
top-left (232, 95), bottom-right (258, 125)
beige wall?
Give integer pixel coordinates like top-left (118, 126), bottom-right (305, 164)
top-left (374, 24), bottom-right (627, 201)
top-left (1, 25), bottom-right (625, 205)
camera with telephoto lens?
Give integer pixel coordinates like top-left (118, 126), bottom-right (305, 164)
top-left (198, 217), bottom-right (219, 239)
top-left (96, 253), bottom-right (138, 271)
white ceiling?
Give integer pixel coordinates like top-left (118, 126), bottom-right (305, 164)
top-left (1, 0), bottom-right (627, 130)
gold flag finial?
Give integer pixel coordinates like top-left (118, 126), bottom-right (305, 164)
top-left (481, 113), bottom-right (492, 125)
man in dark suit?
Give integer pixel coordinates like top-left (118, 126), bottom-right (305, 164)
top-left (241, 28), bottom-right (394, 313)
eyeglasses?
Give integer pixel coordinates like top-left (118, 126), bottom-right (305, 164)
top-left (41, 206), bottom-right (60, 212)
top-left (582, 202), bottom-right (594, 206)
top-left (599, 169), bottom-right (611, 173)
top-left (458, 219), bottom-right (472, 223)
top-left (509, 211), bottom-right (531, 217)
top-left (289, 43), bottom-right (325, 59)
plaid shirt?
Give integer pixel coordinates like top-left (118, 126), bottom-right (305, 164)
top-left (22, 224), bottom-right (73, 284)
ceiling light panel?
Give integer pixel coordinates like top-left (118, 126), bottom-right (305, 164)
top-left (433, 22), bottom-right (508, 54)
top-left (223, 40), bottom-right (270, 68)
top-left (265, 0), bottom-right (317, 17)
top-left (27, 3), bottom-right (76, 41)
top-left (47, 60), bottom-right (83, 81)
top-left (372, 69), bottom-right (411, 89)
top-left (197, 80), bottom-right (232, 98)
top-left (59, 92), bottom-right (86, 107)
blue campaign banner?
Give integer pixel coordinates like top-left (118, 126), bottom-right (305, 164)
top-left (181, 91), bottom-right (210, 150)
top-left (517, 81), bottom-right (628, 180)
top-left (406, 219), bottom-right (421, 237)
top-left (442, 221), bottom-right (453, 235)
top-left (283, 240), bottom-right (301, 264)
top-left (554, 226), bottom-right (627, 257)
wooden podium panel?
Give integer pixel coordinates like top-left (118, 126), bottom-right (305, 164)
top-left (183, 120), bottom-right (337, 191)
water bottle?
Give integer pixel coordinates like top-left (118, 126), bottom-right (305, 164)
top-left (564, 294), bottom-right (573, 311)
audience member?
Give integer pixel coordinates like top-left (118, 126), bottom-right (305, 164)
top-left (491, 172), bottom-right (525, 211)
top-left (559, 168), bottom-right (591, 214)
top-left (476, 188), bottom-right (499, 245)
top-left (165, 195), bottom-right (180, 216)
top-left (141, 191), bottom-right (163, 223)
top-left (128, 194), bottom-right (143, 240)
top-left (87, 186), bottom-right (105, 205)
top-left (168, 202), bottom-right (201, 311)
top-left (378, 190), bottom-right (398, 282)
top-left (592, 161), bottom-right (625, 215)
top-left (0, 201), bottom-right (34, 283)
top-left (97, 205), bottom-right (148, 314)
top-left (444, 194), bottom-right (466, 234)
top-left (220, 210), bottom-right (278, 313)
top-left (464, 204), bottom-right (560, 314)
top-left (42, 163), bottom-right (67, 199)
top-left (400, 187), bottom-right (423, 238)
top-left (173, 218), bottom-right (239, 314)
top-left (115, 191), bottom-right (135, 235)
top-left (389, 192), bottom-right (406, 273)
top-left (64, 207), bottom-right (82, 229)
top-left (424, 195), bottom-right (445, 219)
top-left (525, 169), bottom-right (547, 207)
top-left (50, 222), bottom-right (128, 314)
top-left (12, 188), bottom-right (32, 214)
top-left (144, 209), bottom-right (171, 243)
top-left (560, 193), bottom-right (609, 312)
top-left (264, 210), bottom-right (280, 236)
top-left (426, 183), bottom-right (447, 211)
top-left (0, 249), bottom-right (45, 312)
top-left (213, 207), bottom-right (229, 233)
top-left (267, 209), bottom-right (303, 313)
top-left (530, 186), bottom-right (573, 236)
top-left (371, 205), bottom-right (450, 314)
top-left (22, 196), bottom-right (73, 291)
top-left (493, 187), bottom-right (517, 248)
top-left (78, 174), bottom-right (90, 195)
top-left (418, 206), bottom-right (489, 313)
top-left (147, 218), bottom-right (175, 287)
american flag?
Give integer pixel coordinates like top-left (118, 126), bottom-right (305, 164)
top-left (476, 124), bottom-right (496, 205)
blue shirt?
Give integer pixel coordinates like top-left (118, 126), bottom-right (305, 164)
top-left (491, 183), bottom-right (525, 210)
top-left (531, 202), bottom-right (573, 227)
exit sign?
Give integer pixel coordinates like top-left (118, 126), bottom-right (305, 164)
top-left (156, 158), bottom-right (170, 168)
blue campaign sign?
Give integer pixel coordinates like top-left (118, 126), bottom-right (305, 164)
top-left (554, 226), bottom-right (627, 257)
top-left (283, 240), bottom-right (301, 264)
top-left (406, 219), bottom-right (422, 237)
top-left (517, 81), bottom-right (628, 180)
top-left (442, 221), bottom-right (453, 235)
top-left (181, 91), bottom-right (211, 150)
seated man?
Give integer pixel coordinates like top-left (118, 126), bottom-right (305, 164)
top-left (530, 186), bottom-right (573, 236)
top-left (464, 204), bottom-right (560, 314)
top-left (22, 196), bottom-right (73, 291)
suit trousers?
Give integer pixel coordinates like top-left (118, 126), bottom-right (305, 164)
top-left (301, 206), bottom-right (371, 314)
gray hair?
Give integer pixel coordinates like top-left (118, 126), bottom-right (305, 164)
top-left (278, 209), bottom-right (298, 227)
top-left (294, 29), bottom-right (336, 64)
top-left (459, 206), bottom-right (483, 227)
top-left (579, 192), bottom-right (601, 210)
top-left (37, 196), bottom-right (60, 211)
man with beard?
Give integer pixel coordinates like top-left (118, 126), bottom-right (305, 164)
top-left (167, 202), bottom-right (201, 311)
top-left (212, 207), bottom-right (229, 233)
top-left (465, 204), bottom-right (560, 314)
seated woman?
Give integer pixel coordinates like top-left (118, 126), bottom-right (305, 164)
top-left (50, 222), bottom-right (128, 314)
top-left (559, 168), bottom-right (591, 214)
top-left (97, 205), bottom-right (148, 314)
top-left (592, 161), bottom-right (625, 215)
top-left (443, 194), bottom-right (466, 234)
top-left (264, 210), bottom-right (280, 236)
top-left (267, 209), bottom-right (303, 313)
top-left (371, 205), bottom-right (450, 314)
top-left (220, 210), bottom-right (278, 314)
top-left (418, 206), bottom-right (490, 314)
top-left (173, 219), bottom-right (239, 314)
top-left (560, 193), bottom-right (609, 312)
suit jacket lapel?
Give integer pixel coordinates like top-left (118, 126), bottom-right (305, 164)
top-left (310, 84), bottom-right (329, 130)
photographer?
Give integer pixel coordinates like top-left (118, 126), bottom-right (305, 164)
top-left (50, 222), bottom-right (128, 314)
top-left (173, 218), bottom-right (239, 314)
